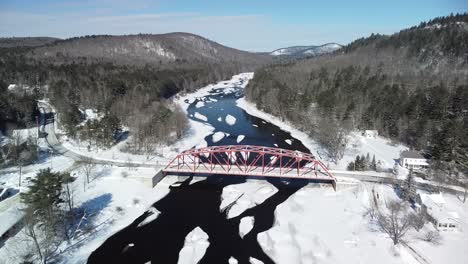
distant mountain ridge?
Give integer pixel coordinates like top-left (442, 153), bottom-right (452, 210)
top-left (270, 43), bottom-right (342, 57)
top-left (29, 33), bottom-right (271, 67)
top-left (0, 37), bottom-right (61, 48)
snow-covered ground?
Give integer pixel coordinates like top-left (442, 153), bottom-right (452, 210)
top-left (0, 162), bottom-right (181, 263)
top-left (59, 119), bottom-right (213, 166)
top-left (0, 154), bottom-right (75, 188)
top-left (257, 182), bottom-right (468, 264)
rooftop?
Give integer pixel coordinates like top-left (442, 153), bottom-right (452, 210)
top-left (400, 150), bottom-right (426, 159)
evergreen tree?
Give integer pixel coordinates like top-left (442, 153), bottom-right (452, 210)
top-left (355, 155), bottom-right (362, 170)
top-left (371, 154), bottom-right (377, 171)
top-left (21, 168), bottom-right (66, 220)
top-left (365, 153), bottom-right (371, 170)
top-left (400, 170), bottom-right (416, 202)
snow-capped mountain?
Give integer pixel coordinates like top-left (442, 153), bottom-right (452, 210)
top-left (270, 46), bottom-right (316, 56)
top-left (270, 43), bottom-right (342, 57)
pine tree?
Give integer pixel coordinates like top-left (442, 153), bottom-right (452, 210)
top-left (365, 153), bottom-right (371, 170)
top-left (355, 155), bottom-right (361, 170)
top-left (371, 154), bottom-right (377, 171)
top-left (360, 155), bottom-right (367, 170)
top-left (21, 168), bottom-right (66, 220)
top-left (401, 170), bottom-right (416, 202)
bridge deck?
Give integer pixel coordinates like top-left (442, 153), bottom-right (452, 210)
top-left (163, 166), bottom-right (333, 181)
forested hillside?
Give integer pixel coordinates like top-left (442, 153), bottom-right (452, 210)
top-left (246, 13), bottom-right (468, 174)
top-left (0, 37), bottom-right (60, 48)
top-left (0, 33), bottom-right (271, 152)
top-left (29, 33), bottom-right (271, 67)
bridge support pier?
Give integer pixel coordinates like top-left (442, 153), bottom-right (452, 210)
top-left (152, 169), bottom-right (166, 187)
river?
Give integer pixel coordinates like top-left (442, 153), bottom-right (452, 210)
top-left (87, 74), bottom-right (314, 264)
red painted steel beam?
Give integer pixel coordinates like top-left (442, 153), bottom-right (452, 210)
top-left (163, 145), bottom-right (337, 188)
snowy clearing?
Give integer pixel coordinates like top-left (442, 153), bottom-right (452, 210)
top-left (255, 182), bottom-right (468, 264)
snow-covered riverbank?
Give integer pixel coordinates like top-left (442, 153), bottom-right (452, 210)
top-left (236, 97), bottom-right (408, 170)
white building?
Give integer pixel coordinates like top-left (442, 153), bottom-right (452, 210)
top-left (420, 193), bottom-right (460, 231)
top-left (399, 150), bottom-right (429, 170)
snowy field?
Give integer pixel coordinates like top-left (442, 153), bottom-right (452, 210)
top-left (257, 182), bottom-right (468, 264)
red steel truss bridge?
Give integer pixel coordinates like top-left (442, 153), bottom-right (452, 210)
top-left (163, 145), bottom-right (336, 189)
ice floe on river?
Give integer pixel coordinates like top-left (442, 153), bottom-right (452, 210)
top-left (220, 181), bottom-right (278, 219)
top-left (212, 132), bottom-right (229, 143)
top-left (239, 216), bottom-right (254, 238)
top-left (178, 227), bottom-right (209, 264)
top-left (195, 101), bottom-right (205, 108)
top-left (225, 114), bottom-right (237, 126)
top-left (194, 112), bottom-right (208, 122)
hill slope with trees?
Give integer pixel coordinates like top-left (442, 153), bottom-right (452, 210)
top-left (246, 13), bottom-right (468, 176)
top-left (0, 33), bottom-right (272, 154)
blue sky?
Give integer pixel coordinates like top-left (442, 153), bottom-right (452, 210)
top-left (0, 0), bottom-right (466, 51)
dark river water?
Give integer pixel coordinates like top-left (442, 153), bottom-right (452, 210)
top-left (87, 79), bottom-right (314, 264)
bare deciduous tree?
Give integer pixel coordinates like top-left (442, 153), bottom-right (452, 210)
top-left (315, 117), bottom-right (349, 162)
top-left (376, 200), bottom-right (416, 245)
top-left (81, 157), bottom-right (95, 184)
top-left (463, 182), bottom-right (467, 203)
top-left (22, 207), bottom-right (61, 264)
top-left (173, 104), bottom-right (189, 139)
top-left (421, 230), bottom-right (441, 244)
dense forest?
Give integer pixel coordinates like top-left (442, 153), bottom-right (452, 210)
top-left (246, 13), bottom-right (468, 176)
top-left (0, 33), bottom-right (270, 154)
